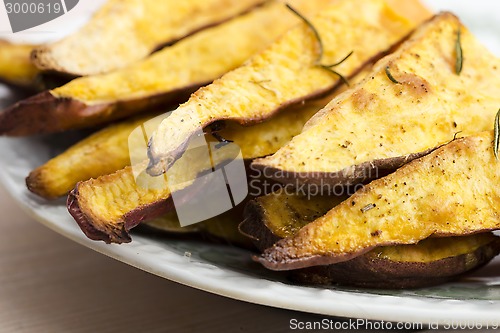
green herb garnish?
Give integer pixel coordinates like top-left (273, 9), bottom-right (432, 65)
top-left (494, 109), bottom-right (500, 160)
top-left (286, 4), bottom-right (352, 86)
top-left (385, 66), bottom-right (401, 84)
top-left (324, 50), bottom-right (354, 68)
top-left (319, 65), bottom-right (351, 86)
top-left (455, 28), bottom-right (463, 75)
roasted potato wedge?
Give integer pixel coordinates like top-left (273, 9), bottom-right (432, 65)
top-left (147, 0), bottom-right (432, 175)
top-left (242, 192), bottom-right (500, 288)
top-left (2, 0), bottom-right (336, 137)
top-left (252, 13), bottom-right (500, 188)
top-left (0, 40), bottom-right (39, 89)
top-left (258, 132), bottom-right (500, 271)
top-left (26, 114), bottom-right (158, 199)
top-left (31, 0), bottom-right (267, 76)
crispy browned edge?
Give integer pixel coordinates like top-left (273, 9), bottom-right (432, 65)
top-left (146, 32), bottom-right (409, 176)
top-left (67, 183), bottom-right (175, 244)
top-left (252, 147), bottom-right (438, 188)
top-left (0, 82), bottom-right (202, 136)
top-left (241, 199), bottom-right (500, 288)
top-left (30, 1), bottom-right (268, 76)
top-left (289, 237), bottom-right (500, 289)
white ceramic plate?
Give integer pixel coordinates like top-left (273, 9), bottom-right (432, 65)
top-left (1, 0), bottom-right (500, 325)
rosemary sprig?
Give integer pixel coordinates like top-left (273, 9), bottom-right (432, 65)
top-left (319, 65), bottom-right (350, 86)
top-left (455, 28), bottom-right (463, 75)
top-left (286, 4), bottom-right (352, 86)
top-left (385, 66), bottom-right (401, 84)
top-left (494, 109), bottom-right (500, 160)
top-left (286, 4), bottom-right (323, 63)
top-left (324, 50), bottom-right (354, 68)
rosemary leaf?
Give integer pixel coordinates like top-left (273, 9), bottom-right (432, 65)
top-left (385, 66), bottom-right (401, 84)
top-left (324, 50), bottom-right (354, 68)
top-left (455, 28), bottom-right (463, 75)
top-left (286, 4), bottom-right (351, 86)
top-left (319, 65), bottom-right (350, 86)
top-left (494, 109), bottom-right (500, 161)
top-left (286, 4), bottom-right (323, 63)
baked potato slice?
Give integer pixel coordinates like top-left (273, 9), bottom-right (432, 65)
top-left (31, 0), bottom-right (267, 76)
top-left (242, 192), bottom-right (500, 288)
top-left (147, 0), bottom-right (432, 175)
top-left (252, 13), bottom-right (500, 188)
top-left (0, 40), bottom-right (40, 89)
top-left (258, 131), bottom-right (500, 271)
top-left (2, 0), bottom-right (335, 137)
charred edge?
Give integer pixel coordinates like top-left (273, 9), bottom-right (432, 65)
top-left (25, 169), bottom-right (57, 200)
top-left (66, 187), bottom-right (120, 244)
top-left (0, 91), bottom-right (105, 136)
top-left (252, 147), bottom-right (437, 189)
top-left (289, 236), bottom-right (500, 289)
top-left (122, 197), bottom-right (175, 232)
top-left (255, 247), bottom-right (377, 271)
top-left (0, 81), bottom-right (203, 137)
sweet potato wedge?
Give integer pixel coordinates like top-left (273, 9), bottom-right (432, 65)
top-left (1, 0), bottom-right (335, 137)
top-left (26, 113), bottom-right (158, 199)
top-left (0, 40), bottom-right (40, 89)
top-left (241, 192), bottom-right (341, 251)
top-left (68, 160), bottom-right (204, 244)
top-left (147, 0), bottom-right (432, 175)
top-left (66, 66), bottom-right (374, 244)
top-left (27, 90), bottom-right (337, 200)
top-left (66, 94), bottom-right (335, 243)
top-left (242, 192), bottom-right (500, 288)
top-left (291, 234), bottom-right (500, 289)
top-left (258, 131), bottom-right (500, 271)
top-left (252, 13), bottom-right (500, 188)
top-left (31, 0), bottom-right (267, 76)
